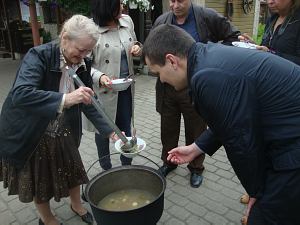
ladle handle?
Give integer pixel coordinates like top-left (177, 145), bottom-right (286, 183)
top-left (71, 73), bottom-right (128, 143)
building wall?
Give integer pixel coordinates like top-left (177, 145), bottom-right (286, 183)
top-left (205, 0), bottom-right (255, 34)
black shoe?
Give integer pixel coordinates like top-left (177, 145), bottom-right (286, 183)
top-left (190, 173), bottom-right (203, 188)
top-left (158, 165), bottom-right (176, 177)
top-left (38, 218), bottom-right (63, 225)
top-left (70, 205), bottom-right (94, 224)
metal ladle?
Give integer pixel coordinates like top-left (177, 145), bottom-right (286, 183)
top-left (66, 67), bottom-right (137, 153)
top-left (130, 75), bottom-right (137, 147)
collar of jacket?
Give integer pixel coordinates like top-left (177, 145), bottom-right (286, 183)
top-left (98, 15), bottom-right (130, 34)
top-left (166, 4), bottom-right (208, 43)
top-left (49, 40), bottom-right (61, 72)
top-left (187, 42), bottom-right (198, 98)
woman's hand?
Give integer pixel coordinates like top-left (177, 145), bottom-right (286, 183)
top-left (109, 132), bottom-right (119, 142)
top-left (64, 86), bottom-right (94, 108)
top-left (109, 131), bottom-right (126, 142)
top-left (241, 197), bottom-right (257, 225)
top-left (256, 45), bottom-right (269, 52)
top-left (167, 143), bottom-right (202, 164)
top-left (99, 74), bottom-right (112, 88)
top-left (130, 44), bottom-right (142, 56)
top-left (238, 33), bottom-right (256, 44)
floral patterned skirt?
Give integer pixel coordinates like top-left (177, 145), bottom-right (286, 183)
top-left (0, 127), bottom-right (88, 204)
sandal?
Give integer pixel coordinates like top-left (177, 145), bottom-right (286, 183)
top-left (70, 205), bottom-right (94, 224)
top-left (38, 218), bottom-right (63, 225)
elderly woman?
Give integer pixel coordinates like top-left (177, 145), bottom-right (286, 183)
top-left (0, 15), bottom-right (117, 225)
top-left (83, 0), bottom-right (142, 170)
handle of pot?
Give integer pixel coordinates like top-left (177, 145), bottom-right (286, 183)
top-left (81, 154), bottom-right (115, 202)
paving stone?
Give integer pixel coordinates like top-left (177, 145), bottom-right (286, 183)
top-left (0, 199), bottom-right (8, 212)
top-left (186, 215), bottom-right (211, 225)
top-left (15, 207), bottom-right (36, 224)
top-left (204, 211), bottom-right (229, 225)
top-left (0, 210), bottom-right (16, 225)
top-left (164, 218), bottom-right (186, 225)
top-left (7, 198), bottom-right (27, 213)
top-left (185, 201), bottom-right (208, 217)
top-left (168, 205), bottom-right (191, 221)
top-left (215, 169), bottom-right (235, 179)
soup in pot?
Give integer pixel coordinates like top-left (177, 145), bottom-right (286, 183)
top-left (97, 188), bottom-right (155, 211)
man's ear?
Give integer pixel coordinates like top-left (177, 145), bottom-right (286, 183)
top-left (166, 54), bottom-right (178, 69)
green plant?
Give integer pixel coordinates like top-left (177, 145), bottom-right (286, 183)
top-left (56, 0), bottom-right (90, 15)
top-left (42, 30), bottom-right (52, 43)
top-left (253, 23), bottom-right (265, 44)
top-left (21, 0), bottom-right (90, 16)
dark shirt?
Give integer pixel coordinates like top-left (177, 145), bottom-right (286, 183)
top-left (187, 42), bottom-right (300, 197)
top-left (261, 8), bottom-right (300, 65)
top-left (172, 7), bottom-right (200, 42)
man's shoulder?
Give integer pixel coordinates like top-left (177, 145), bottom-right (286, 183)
top-left (153, 11), bottom-right (172, 26)
top-left (192, 4), bottom-right (218, 17)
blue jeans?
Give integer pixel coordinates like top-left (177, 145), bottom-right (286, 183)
top-left (95, 87), bottom-right (133, 170)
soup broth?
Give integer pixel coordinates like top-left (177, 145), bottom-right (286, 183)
top-left (97, 188), bottom-right (155, 211)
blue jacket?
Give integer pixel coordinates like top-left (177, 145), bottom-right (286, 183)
top-left (0, 41), bottom-right (113, 169)
top-left (189, 42), bottom-right (300, 197)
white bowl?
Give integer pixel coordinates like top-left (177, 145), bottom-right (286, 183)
top-left (114, 137), bottom-right (146, 158)
top-left (110, 78), bottom-right (133, 92)
top-left (232, 41), bottom-right (257, 49)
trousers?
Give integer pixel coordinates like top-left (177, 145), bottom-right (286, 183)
top-left (160, 84), bottom-right (206, 174)
top-left (248, 167), bottom-right (300, 225)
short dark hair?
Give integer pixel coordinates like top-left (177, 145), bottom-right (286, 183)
top-left (91, 0), bottom-right (121, 27)
top-left (143, 24), bottom-right (195, 66)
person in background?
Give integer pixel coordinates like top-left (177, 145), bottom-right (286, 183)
top-left (84, 0), bottom-right (142, 170)
top-left (152, 0), bottom-right (240, 188)
top-left (239, 0), bottom-right (300, 65)
top-left (0, 15), bottom-right (118, 225)
top-left (239, 0), bottom-right (300, 222)
top-left (143, 24), bottom-right (300, 225)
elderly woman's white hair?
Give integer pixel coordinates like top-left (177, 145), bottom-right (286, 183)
top-left (59, 14), bottom-right (100, 42)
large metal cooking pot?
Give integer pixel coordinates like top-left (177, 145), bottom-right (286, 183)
top-left (85, 165), bottom-right (166, 225)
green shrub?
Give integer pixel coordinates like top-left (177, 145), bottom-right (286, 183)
top-left (253, 23), bottom-right (265, 44)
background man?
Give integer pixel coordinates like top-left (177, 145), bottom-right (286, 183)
top-left (152, 0), bottom-right (240, 188)
top-left (143, 24), bottom-right (300, 225)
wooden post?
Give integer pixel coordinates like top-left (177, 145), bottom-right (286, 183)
top-left (1, 0), bottom-right (15, 59)
top-left (29, 0), bottom-right (40, 46)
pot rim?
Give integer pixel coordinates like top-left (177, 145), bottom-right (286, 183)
top-left (84, 164), bottom-right (166, 213)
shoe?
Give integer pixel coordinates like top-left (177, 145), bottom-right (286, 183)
top-left (70, 205), bottom-right (94, 224)
top-left (190, 173), bottom-right (203, 188)
top-left (38, 218), bottom-right (63, 225)
top-left (240, 193), bottom-right (250, 204)
top-left (158, 165), bottom-right (176, 177)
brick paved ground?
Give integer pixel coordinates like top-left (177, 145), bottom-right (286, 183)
top-left (0, 58), bottom-right (246, 225)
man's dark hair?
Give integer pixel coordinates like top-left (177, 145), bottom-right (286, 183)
top-left (91, 0), bottom-right (121, 27)
top-left (143, 24), bottom-right (195, 66)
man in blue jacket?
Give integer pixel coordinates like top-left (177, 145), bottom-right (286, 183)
top-left (143, 24), bottom-right (300, 225)
top-left (153, 0), bottom-right (240, 188)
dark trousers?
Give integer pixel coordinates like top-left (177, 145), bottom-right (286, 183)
top-left (248, 167), bottom-right (300, 225)
top-left (161, 85), bottom-right (206, 174)
top-left (95, 88), bottom-right (132, 170)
